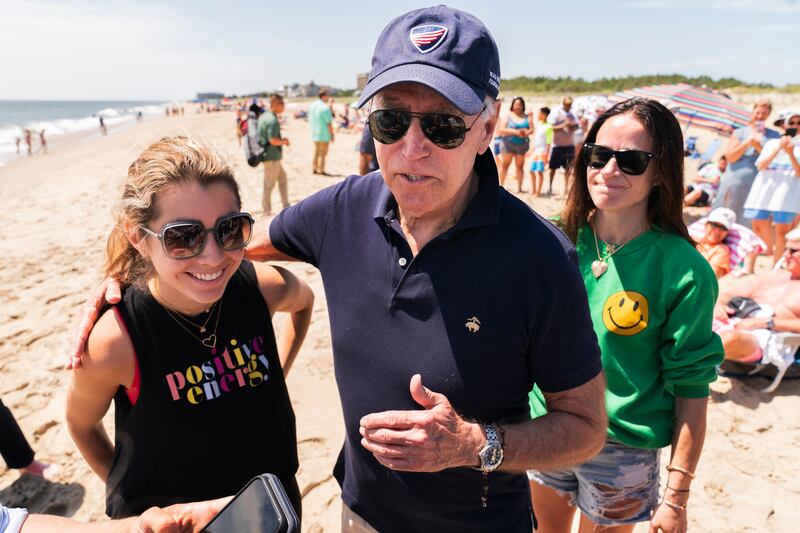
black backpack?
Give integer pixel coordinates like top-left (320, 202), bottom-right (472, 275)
top-left (243, 111), bottom-right (266, 167)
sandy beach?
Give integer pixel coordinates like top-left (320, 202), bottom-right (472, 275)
top-left (1, 99), bottom-right (798, 532)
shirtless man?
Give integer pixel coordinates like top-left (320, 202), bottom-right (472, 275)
top-left (714, 227), bottom-right (800, 364)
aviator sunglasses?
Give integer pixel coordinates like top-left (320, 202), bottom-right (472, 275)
top-left (583, 143), bottom-right (655, 176)
top-left (140, 212), bottom-right (254, 260)
top-left (368, 106), bottom-right (486, 149)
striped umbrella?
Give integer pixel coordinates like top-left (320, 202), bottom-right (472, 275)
top-left (608, 83), bottom-right (751, 135)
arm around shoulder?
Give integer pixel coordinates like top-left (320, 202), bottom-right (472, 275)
top-left (66, 308), bottom-right (135, 481)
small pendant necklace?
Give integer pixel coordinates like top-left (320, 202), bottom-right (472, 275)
top-left (161, 300), bottom-right (223, 348)
top-left (591, 223), bottom-right (647, 279)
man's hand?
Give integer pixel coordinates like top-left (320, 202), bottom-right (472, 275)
top-left (712, 303), bottom-right (733, 322)
top-left (359, 374), bottom-right (483, 472)
top-left (648, 502), bottom-right (687, 533)
top-left (130, 497), bottom-right (230, 533)
top-left (66, 278), bottom-right (122, 370)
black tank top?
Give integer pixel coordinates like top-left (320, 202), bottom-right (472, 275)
top-left (106, 261), bottom-right (298, 518)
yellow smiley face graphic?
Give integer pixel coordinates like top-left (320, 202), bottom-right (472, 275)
top-left (602, 291), bottom-right (649, 336)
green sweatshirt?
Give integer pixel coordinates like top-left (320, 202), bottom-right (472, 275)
top-left (530, 226), bottom-right (723, 448)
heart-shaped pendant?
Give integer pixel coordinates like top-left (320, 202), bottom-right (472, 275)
top-left (201, 334), bottom-right (217, 348)
top-left (591, 260), bottom-right (608, 279)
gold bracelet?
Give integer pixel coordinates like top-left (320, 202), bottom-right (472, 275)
top-left (666, 464), bottom-right (695, 479)
top-left (661, 499), bottom-right (687, 512)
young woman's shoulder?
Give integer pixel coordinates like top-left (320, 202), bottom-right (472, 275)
top-left (83, 307), bottom-right (136, 386)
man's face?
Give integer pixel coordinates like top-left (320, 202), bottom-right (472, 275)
top-left (718, 158), bottom-right (728, 172)
top-left (784, 240), bottom-right (800, 278)
top-left (751, 104), bottom-right (771, 123)
top-left (372, 83), bottom-right (496, 221)
top-left (271, 99), bottom-right (285, 113)
top-left (563, 100), bottom-right (572, 112)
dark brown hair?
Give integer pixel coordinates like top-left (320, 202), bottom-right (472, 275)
top-left (561, 97), bottom-right (692, 245)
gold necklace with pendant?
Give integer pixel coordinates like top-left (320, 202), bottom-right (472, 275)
top-left (591, 224), bottom-right (647, 279)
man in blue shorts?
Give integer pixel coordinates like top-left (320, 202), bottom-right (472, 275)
top-left (547, 96), bottom-right (578, 195)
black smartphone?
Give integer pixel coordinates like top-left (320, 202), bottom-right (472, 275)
top-left (785, 127), bottom-right (797, 138)
top-left (201, 474), bottom-right (298, 533)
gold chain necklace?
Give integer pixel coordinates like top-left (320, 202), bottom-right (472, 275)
top-left (590, 224), bottom-right (647, 279)
top-left (165, 300), bottom-right (217, 334)
top-left (162, 300), bottom-right (223, 348)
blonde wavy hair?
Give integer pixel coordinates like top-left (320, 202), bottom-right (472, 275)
top-left (105, 136), bottom-right (240, 286)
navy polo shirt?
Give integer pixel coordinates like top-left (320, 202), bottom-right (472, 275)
top-left (270, 151), bottom-right (601, 533)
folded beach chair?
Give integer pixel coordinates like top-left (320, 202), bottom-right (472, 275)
top-left (685, 136), bottom-right (698, 157)
top-left (745, 333), bottom-right (800, 393)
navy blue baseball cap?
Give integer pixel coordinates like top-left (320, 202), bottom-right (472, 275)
top-left (356, 5), bottom-right (500, 115)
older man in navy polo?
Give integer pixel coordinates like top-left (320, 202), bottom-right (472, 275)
top-left (247, 6), bottom-right (606, 532)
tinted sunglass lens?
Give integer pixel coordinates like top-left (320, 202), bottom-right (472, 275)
top-left (585, 145), bottom-right (612, 169)
top-left (163, 224), bottom-right (205, 258)
top-left (370, 111), bottom-right (410, 144)
top-left (616, 152), bottom-right (650, 175)
top-left (217, 215), bottom-right (252, 250)
top-left (421, 114), bottom-right (466, 148)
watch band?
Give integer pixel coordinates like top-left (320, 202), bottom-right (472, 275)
top-left (767, 317), bottom-right (775, 330)
top-left (475, 423), bottom-right (504, 473)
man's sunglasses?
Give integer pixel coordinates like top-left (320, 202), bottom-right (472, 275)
top-left (367, 106), bottom-right (485, 149)
top-left (583, 143), bottom-right (655, 176)
top-left (784, 246), bottom-right (800, 256)
top-left (140, 212), bottom-right (254, 260)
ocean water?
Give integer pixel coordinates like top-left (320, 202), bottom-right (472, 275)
top-left (0, 100), bottom-right (168, 163)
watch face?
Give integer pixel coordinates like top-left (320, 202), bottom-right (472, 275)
top-left (481, 443), bottom-right (503, 468)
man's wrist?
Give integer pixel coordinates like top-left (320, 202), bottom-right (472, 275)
top-left (462, 420), bottom-right (485, 468)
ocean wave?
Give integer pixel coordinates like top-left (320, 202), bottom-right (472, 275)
top-left (0, 103), bottom-right (168, 154)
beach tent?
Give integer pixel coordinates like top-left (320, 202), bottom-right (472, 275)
top-left (608, 83), bottom-right (750, 135)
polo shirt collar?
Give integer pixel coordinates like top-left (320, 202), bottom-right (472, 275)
top-left (372, 150), bottom-right (500, 231)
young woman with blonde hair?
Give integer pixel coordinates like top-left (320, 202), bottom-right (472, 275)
top-left (66, 136), bottom-right (313, 519)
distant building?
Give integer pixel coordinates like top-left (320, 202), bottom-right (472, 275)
top-left (196, 92), bottom-right (225, 100)
top-left (357, 73), bottom-right (369, 91)
top-left (281, 81), bottom-right (339, 98)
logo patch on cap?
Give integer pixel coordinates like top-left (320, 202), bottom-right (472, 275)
top-left (409, 25), bottom-right (448, 54)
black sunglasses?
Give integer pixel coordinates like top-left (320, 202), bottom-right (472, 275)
top-left (583, 143), bottom-right (655, 176)
top-left (140, 212), bottom-right (254, 259)
top-left (368, 106), bottom-right (485, 149)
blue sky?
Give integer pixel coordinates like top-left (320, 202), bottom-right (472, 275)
top-left (1, 0), bottom-right (797, 100)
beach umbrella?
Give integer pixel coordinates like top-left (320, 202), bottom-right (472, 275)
top-left (608, 83), bottom-right (750, 135)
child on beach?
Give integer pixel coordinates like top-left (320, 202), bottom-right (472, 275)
top-left (528, 106), bottom-right (553, 196)
top-left (696, 208), bottom-right (735, 279)
top-left (65, 136), bottom-right (313, 519)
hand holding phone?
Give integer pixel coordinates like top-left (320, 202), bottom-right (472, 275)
top-left (201, 474), bottom-right (299, 533)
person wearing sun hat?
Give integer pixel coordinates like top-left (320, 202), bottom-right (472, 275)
top-left (69, 6), bottom-right (606, 532)
top-left (698, 207), bottom-right (736, 278)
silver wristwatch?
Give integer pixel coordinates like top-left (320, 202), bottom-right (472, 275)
top-left (475, 423), bottom-right (504, 473)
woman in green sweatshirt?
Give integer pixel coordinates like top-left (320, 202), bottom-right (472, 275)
top-left (529, 98), bottom-right (723, 533)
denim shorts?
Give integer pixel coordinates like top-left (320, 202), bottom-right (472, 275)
top-left (528, 440), bottom-right (660, 526)
top-left (743, 208), bottom-right (797, 224)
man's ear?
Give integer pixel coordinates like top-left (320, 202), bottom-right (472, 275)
top-left (126, 224), bottom-right (149, 259)
top-left (478, 99), bottom-right (501, 153)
